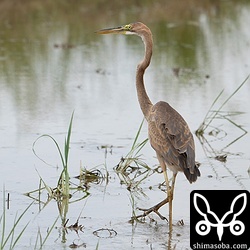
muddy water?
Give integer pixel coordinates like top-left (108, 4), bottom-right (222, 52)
top-left (0, 1), bottom-right (250, 249)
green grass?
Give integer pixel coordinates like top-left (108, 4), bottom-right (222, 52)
top-left (29, 112), bottom-right (92, 244)
top-left (0, 189), bottom-right (33, 250)
top-left (31, 112), bottom-right (95, 205)
top-left (34, 217), bottom-right (59, 249)
top-left (115, 120), bottom-right (149, 173)
top-left (195, 76), bottom-right (249, 161)
top-left (32, 112), bottom-right (74, 200)
top-left (196, 75), bottom-right (249, 137)
top-left (114, 120), bottom-right (155, 194)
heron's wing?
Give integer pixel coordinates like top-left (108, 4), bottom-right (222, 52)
top-left (148, 101), bottom-right (200, 182)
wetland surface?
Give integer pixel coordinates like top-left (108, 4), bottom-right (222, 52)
top-left (0, 1), bottom-right (250, 249)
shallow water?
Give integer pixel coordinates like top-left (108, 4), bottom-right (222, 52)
top-left (0, 1), bottom-right (250, 249)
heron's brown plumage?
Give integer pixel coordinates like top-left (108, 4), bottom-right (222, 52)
top-left (148, 101), bottom-right (200, 183)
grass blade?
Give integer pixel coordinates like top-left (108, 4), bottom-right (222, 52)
top-left (32, 134), bottom-right (65, 168)
top-left (1, 201), bottom-right (33, 249)
top-left (32, 112), bottom-right (75, 199)
top-left (132, 119), bottom-right (145, 149)
top-left (38, 216), bottom-right (59, 249)
top-left (64, 111), bottom-right (74, 167)
top-left (1, 189), bottom-right (6, 248)
top-left (196, 75), bottom-right (249, 135)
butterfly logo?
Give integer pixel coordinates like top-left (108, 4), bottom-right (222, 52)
top-left (193, 193), bottom-right (247, 241)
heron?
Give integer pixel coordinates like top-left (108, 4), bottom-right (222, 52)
top-left (97, 22), bottom-right (200, 231)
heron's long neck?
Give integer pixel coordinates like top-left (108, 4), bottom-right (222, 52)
top-left (136, 31), bottom-right (153, 121)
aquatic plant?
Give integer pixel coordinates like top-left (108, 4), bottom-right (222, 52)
top-left (34, 217), bottom-right (59, 249)
top-left (30, 112), bottom-right (103, 244)
top-left (196, 75), bottom-right (249, 138)
top-left (115, 120), bottom-right (149, 173)
top-left (32, 112), bottom-right (74, 199)
top-left (0, 189), bottom-right (32, 249)
top-left (114, 120), bottom-right (154, 191)
top-left (195, 76), bottom-right (248, 158)
top-left (75, 166), bottom-right (104, 186)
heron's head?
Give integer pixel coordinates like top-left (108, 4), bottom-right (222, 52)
top-left (96, 22), bottom-right (150, 37)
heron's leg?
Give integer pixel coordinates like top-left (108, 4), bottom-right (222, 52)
top-left (132, 155), bottom-right (176, 223)
top-left (170, 172), bottom-right (177, 196)
top-left (135, 197), bottom-right (169, 221)
top-left (166, 172), bottom-right (177, 232)
top-left (133, 172), bottom-right (169, 221)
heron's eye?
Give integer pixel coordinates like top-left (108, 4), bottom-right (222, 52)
top-left (124, 24), bottom-right (132, 30)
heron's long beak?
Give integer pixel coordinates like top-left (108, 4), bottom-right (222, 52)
top-left (96, 26), bottom-right (126, 35)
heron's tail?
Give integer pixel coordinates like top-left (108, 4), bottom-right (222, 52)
top-left (184, 162), bottom-right (201, 183)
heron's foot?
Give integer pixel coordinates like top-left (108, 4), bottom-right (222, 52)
top-left (132, 197), bottom-right (169, 221)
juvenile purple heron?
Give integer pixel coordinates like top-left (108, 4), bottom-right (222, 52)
top-left (97, 22), bottom-right (200, 231)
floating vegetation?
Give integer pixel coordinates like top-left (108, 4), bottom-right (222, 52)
top-left (114, 120), bottom-right (154, 193)
top-left (74, 166), bottom-right (104, 186)
top-left (195, 75), bottom-right (249, 159)
top-left (62, 218), bottom-right (84, 235)
top-left (115, 121), bottom-right (149, 172)
top-left (214, 154), bottom-right (227, 163)
top-left (69, 240), bottom-right (86, 249)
